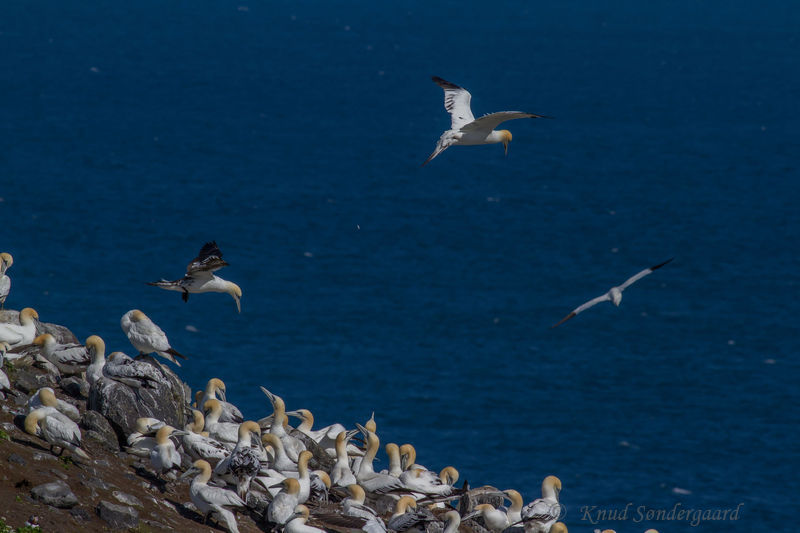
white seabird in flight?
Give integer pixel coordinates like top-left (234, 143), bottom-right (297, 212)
top-left (424, 76), bottom-right (551, 166)
top-left (121, 309), bottom-right (187, 366)
top-left (148, 241), bottom-right (243, 313)
top-left (552, 258), bottom-right (674, 328)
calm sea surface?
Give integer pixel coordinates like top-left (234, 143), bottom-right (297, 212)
top-left (2, 1), bottom-right (798, 531)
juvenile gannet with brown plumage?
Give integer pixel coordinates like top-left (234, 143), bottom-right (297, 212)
top-left (423, 76), bottom-right (551, 166)
top-left (33, 334), bottom-right (90, 366)
top-left (148, 241), bottom-right (243, 313)
top-left (120, 309), bottom-right (187, 366)
top-left (200, 378), bottom-right (243, 423)
top-left (0, 253), bottom-right (12, 309)
top-left (260, 386), bottom-right (305, 461)
top-left (182, 459), bottom-right (246, 533)
top-left (520, 475), bottom-right (562, 533)
top-left (552, 258), bottom-right (673, 328)
top-left (354, 424), bottom-right (403, 493)
top-left (214, 421), bottom-right (262, 499)
top-left (150, 425), bottom-right (186, 476)
top-left (27, 387), bottom-right (80, 421)
top-left (24, 407), bottom-right (90, 460)
top-left (0, 308), bottom-right (39, 349)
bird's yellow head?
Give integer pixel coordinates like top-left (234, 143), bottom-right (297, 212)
top-left (130, 309), bottom-right (147, 322)
top-left (500, 130), bottom-right (512, 155)
top-left (0, 253), bottom-right (13, 270)
top-left (33, 334), bottom-right (53, 346)
top-left (227, 282), bottom-right (242, 313)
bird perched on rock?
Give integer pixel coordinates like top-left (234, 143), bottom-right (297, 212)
top-left (0, 342), bottom-right (11, 392)
top-left (150, 425), bottom-right (186, 477)
top-left (24, 407), bottom-right (90, 461)
top-left (0, 252), bottom-right (12, 309)
top-left (121, 309), bottom-right (187, 366)
top-left (27, 387), bottom-right (80, 421)
top-left (182, 459), bottom-right (246, 533)
top-left (33, 333), bottom-right (90, 366)
top-left (148, 241), bottom-right (243, 313)
top-left (0, 307), bottom-right (39, 349)
top-left (424, 76), bottom-right (551, 165)
top-left (103, 351), bottom-right (167, 388)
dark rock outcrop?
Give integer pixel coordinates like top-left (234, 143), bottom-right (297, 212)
top-left (30, 480), bottom-right (79, 509)
top-left (61, 376), bottom-right (90, 399)
top-left (88, 355), bottom-right (191, 440)
top-left (80, 411), bottom-right (119, 451)
top-left (97, 500), bottom-right (139, 530)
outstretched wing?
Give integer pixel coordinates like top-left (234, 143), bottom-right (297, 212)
top-left (618, 258), bottom-right (673, 291)
top-left (460, 111), bottom-right (551, 134)
top-left (432, 76), bottom-right (475, 130)
top-left (551, 294), bottom-right (611, 328)
top-left (186, 241), bottom-right (229, 275)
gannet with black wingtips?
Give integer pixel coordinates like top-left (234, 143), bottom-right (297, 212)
top-left (120, 309), bottom-right (187, 366)
top-left (286, 408), bottom-right (346, 455)
top-left (386, 495), bottom-right (433, 532)
top-left (342, 484), bottom-right (387, 533)
top-left (27, 387), bottom-right (80, 421)
top-left (424, 76), bottom-right (551, 166)
top-left (104, 352), bottom-right (166, 389)
top-left (150, 425), bottom-right (186, 476)
top-left (33, 334), bottom-right (90, 366)
top-left (552, 259), bottom-right (673, 328)
top-left (0, 253), bottom-right (12, 309)
top-left (148, 241), bottom-right (242, 313)
top-left (182, 459), bottom-right (245, 533)
top-left (268, 477), bottom-right (301, 526)
top-left (24, 407), bottom-right (89, 461)
top-left (200, 378), bottom-right (243, 423)
top-left (182, 410), bottom-right (229, 463)
top-left (260, 386), bottom-right (306, 461)
top-left (285, 504), bottom-right (326, 533)
top-left (214, 421), bottom-right (262, 499)
top-left (520, 475), bottom-right (562, 533)
top-left (0, 308), bottom-right (39, 349)
top-left (355, 423), bottom-right (403, 494)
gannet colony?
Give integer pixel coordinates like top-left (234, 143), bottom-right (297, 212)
top-left (0, 243), bottom-right (667, 532)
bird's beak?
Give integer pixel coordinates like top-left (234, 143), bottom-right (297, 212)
top-left (285, 410), bottom-right (302, 419)
top-left (260, 386), bottom-right (275, 402)
top-left (503, 141), bottom-right (509, 156)
top-left (235, 297), bottom-right (241, 313)
top-left (218, 389), bottom-right (227, 403)
top-left (180, 467), bottom-right (197, 480)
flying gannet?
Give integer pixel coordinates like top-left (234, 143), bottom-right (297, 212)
top-left (0, 308), bottom-right (39, 349)
top-left (148, 241), bottom-right (242, 313)
top-left (552, 259), bottom-right (673, 328)
top-left (0, 253), bottom-right (12, 309)
top-left (424, 76), bottom-right (551, 166)
top-left (121, 309), bottom-right (187, 366)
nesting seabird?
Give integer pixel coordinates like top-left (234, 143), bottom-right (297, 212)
top-left (147, 241), bottom-right (243, 313)
top-left (28, 387), bottom-right (80, 421)
top-left (260, 386), bottom-right (306, 461)
top-left (121, 309), bottom-right (187, 366)
top-left (24, 407), bottom-right (90, 460)
top-left (0, 252), bottom-right (12, 309)
top-left (552, 258), bottom-right (673, 328)
top-left (342, 484), bottom-right (387, 533)
top-left (200, 378), bottom-right (243, 423)
top-left (354, 424), bottom-right (403, 494)
top-left (464, 503), bottom-right (509, 532)
top-left (214, 420), bottom-right (263, 499)
top-left (181, 410), bottom-right (230, 463)
top-left (104, 351), bottom-right (166, 388)
top-left (182, 459), bottom-right (246, 533)
top-left (423, 76), bottom-right (551, 165)
top-left (33, 333), bottom-right (90, 366)
top-left (0, 307), bottom-right (39, 349)
top-left (268, 477), bottom-right (302, 525)
top-left (150, 425), bottom-right (186, 476)
top-left (519, 475), bottom-right (562, 533)
top-left (284, 504), bottom-right (326, 533)
top-left (386, 496), bottom-right (433, 532)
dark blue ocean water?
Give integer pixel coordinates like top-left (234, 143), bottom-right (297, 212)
top-left (2, 1), bottom-right (798, 531)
